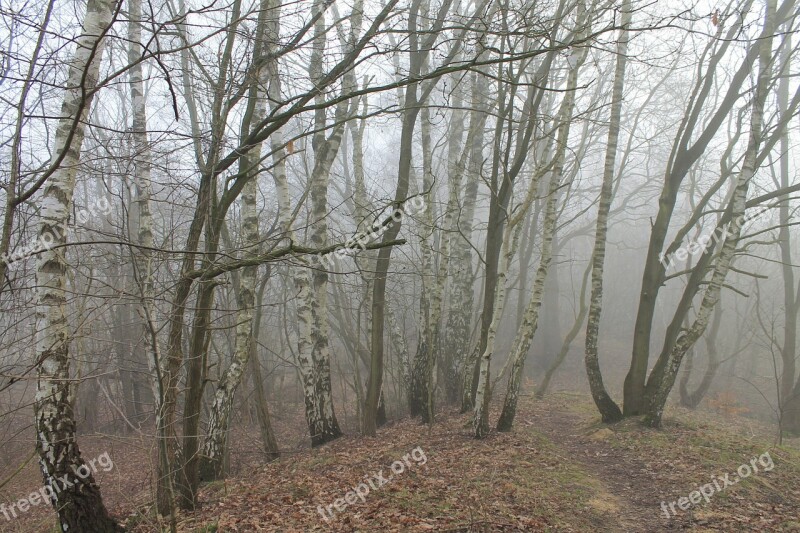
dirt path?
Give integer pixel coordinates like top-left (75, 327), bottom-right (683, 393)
top-left (528, 400), bottom-right (693, 532)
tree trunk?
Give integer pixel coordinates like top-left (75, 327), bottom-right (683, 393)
top-left (495, 4), bottom-right (590, 432)
top-left (534, 233), bottom-right (562, 377)
top-left (200, 0), bottom-right (280, 480)
top-left (495, 166), bottom-right (565, 432)
top-left (249, 273), bottom-right (280, 456)
top-left (679, 305), bottom-right (721, 409)
top-left (583, 0), bottom-right (630, 424)
top-left (365, 0), bottom-right (463, 434)
top-left (624, 0), bottom-right (771, 415)
top-left (198, 163), bottom-right (262, 481)
top-left (462, 0), bottom-right (566, 412)
top-left (127, 0), bottom-right (170, 517)
top-left (444, 74), bottom-right (485, 404)
top-left (301, 0), bottom-right (364, 445)
top-left (34, 0), bottom-right (123, 529)
top-left (267, 0), bottom-right (360, 445)
top-left (408, 85), bottom-right (436, 419)
top-left (643, 0), bottom-right (776, 426)
top-left (473, 212), bottom-right (524, 436)
top-left (775, 31), bottom-right (798, 413)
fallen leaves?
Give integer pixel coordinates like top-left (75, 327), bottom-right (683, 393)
top-left (115, 394), bottom-right (800, 532)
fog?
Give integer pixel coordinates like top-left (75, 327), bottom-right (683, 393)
top-left (0, 0), bottom-right (799, 530)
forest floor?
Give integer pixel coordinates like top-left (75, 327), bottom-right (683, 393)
top-left (2, 392), bottom-right (799, 532)
top-left (149, 393), bottom-right (799, 532)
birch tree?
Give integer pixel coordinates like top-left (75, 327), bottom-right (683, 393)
top-left (679, 304), bottom-right (723, 408)
top-left (125, 0), bottom-right (177, 522)
top-left (583, 0), bottom-right (631, 423)
top-left (200, 0), bottom-right (281, 480)
top-left (462, 0), bottom-right (567, 412)
top-left (643, 0), bottom-right (779, 426)
top-left (33, 0), bottom-right (123, 529)
top-left (150, 0), bottom-right (402, 511)
top-left (442, 72), bottom-right (487, 404)
top-left (365, 0), bottom-right (476, 433)
top-left (409, 70), bottom-right (472, 422)
top-left (295, 0), bottom-right (366, 445)
top-left (622, 0), bottom-right (797, 415)
top-left (494, 7), bottom-right (591, 432)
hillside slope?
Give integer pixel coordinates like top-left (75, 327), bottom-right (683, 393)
top-left (135, 394), bottom-right (800, 532)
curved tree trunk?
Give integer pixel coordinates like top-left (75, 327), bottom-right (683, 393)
top-left (582, 0), bottom-right (630, 423)
top-left (473, 216), bottom-right (524, 436)
top-left (678, 350), bottom-right (720, 409)
top-left (34, 0), bottom-right (123, 529)
top-left (200, 90), bottom-right (276, 479)
top-left (494, 3), bottom-right (590, 432)
top-left (495, 165), bottom-right (564, 432)
top-left (199, 0), bottom-right (282, 480)
top-left (643, 0), bottom-right (776, 427)
top-left (200, 176), bottom-right (274, 479)
top-left (156, 0), bottom-right (215, 511)
top-left (176, 0), bottom-right (246, 506)
top-left (624, 0), bottom-right (771, 415)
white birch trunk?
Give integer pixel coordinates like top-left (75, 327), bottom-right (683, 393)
top-left (422, 91), bottom-right (467, 419)
top-left (473, 217), bottom-right (525, 436)
top-left (408, 96), bottom-right (437, 419)
top-left (200, 0), bottom-right (281, 477)
top-left (34, 0), bottom-right (122, 529)
top-left (127, 0), bottom-right (161, 414)
top-left (643, 0), bottom-right (776, 427)
top-left (304, 0), bottom-right (361, 445)
top-left (494, 167), bottom-right (561, 432)
top-left (262, 3), bottom-right (324, 444)
top-left (127, 3), bottom-right (177, 523)
top-left (201, 156), bottom-right (268, 477)
top-left (494, 5), bottom-right (590, 432)
top-left (446, 73), bottom-right (485, 404)
top-left (280, 0), bottom-right (363, 445)
top-left (583, 0), bottom-right (631, 423)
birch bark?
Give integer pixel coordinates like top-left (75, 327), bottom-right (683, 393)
top-left (445, 72), bottom-right (486, 404)
top-left (494, 4), bottom-right (590, 432)
top-left (583, 0), bottom-right (631, 423)
top-left (643, 0), bottom-right (776, 427)
top-left (408, 61), bottom-right (436, 419)
top-left (410, 77), bottom-right (472, 422)
top-left (34, 0), bottom-right (123, 529)
top-left (200, 0), bottom-right (281, 480)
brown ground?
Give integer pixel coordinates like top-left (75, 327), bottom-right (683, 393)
top-left (2, 392), bottom-right (799, 532)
